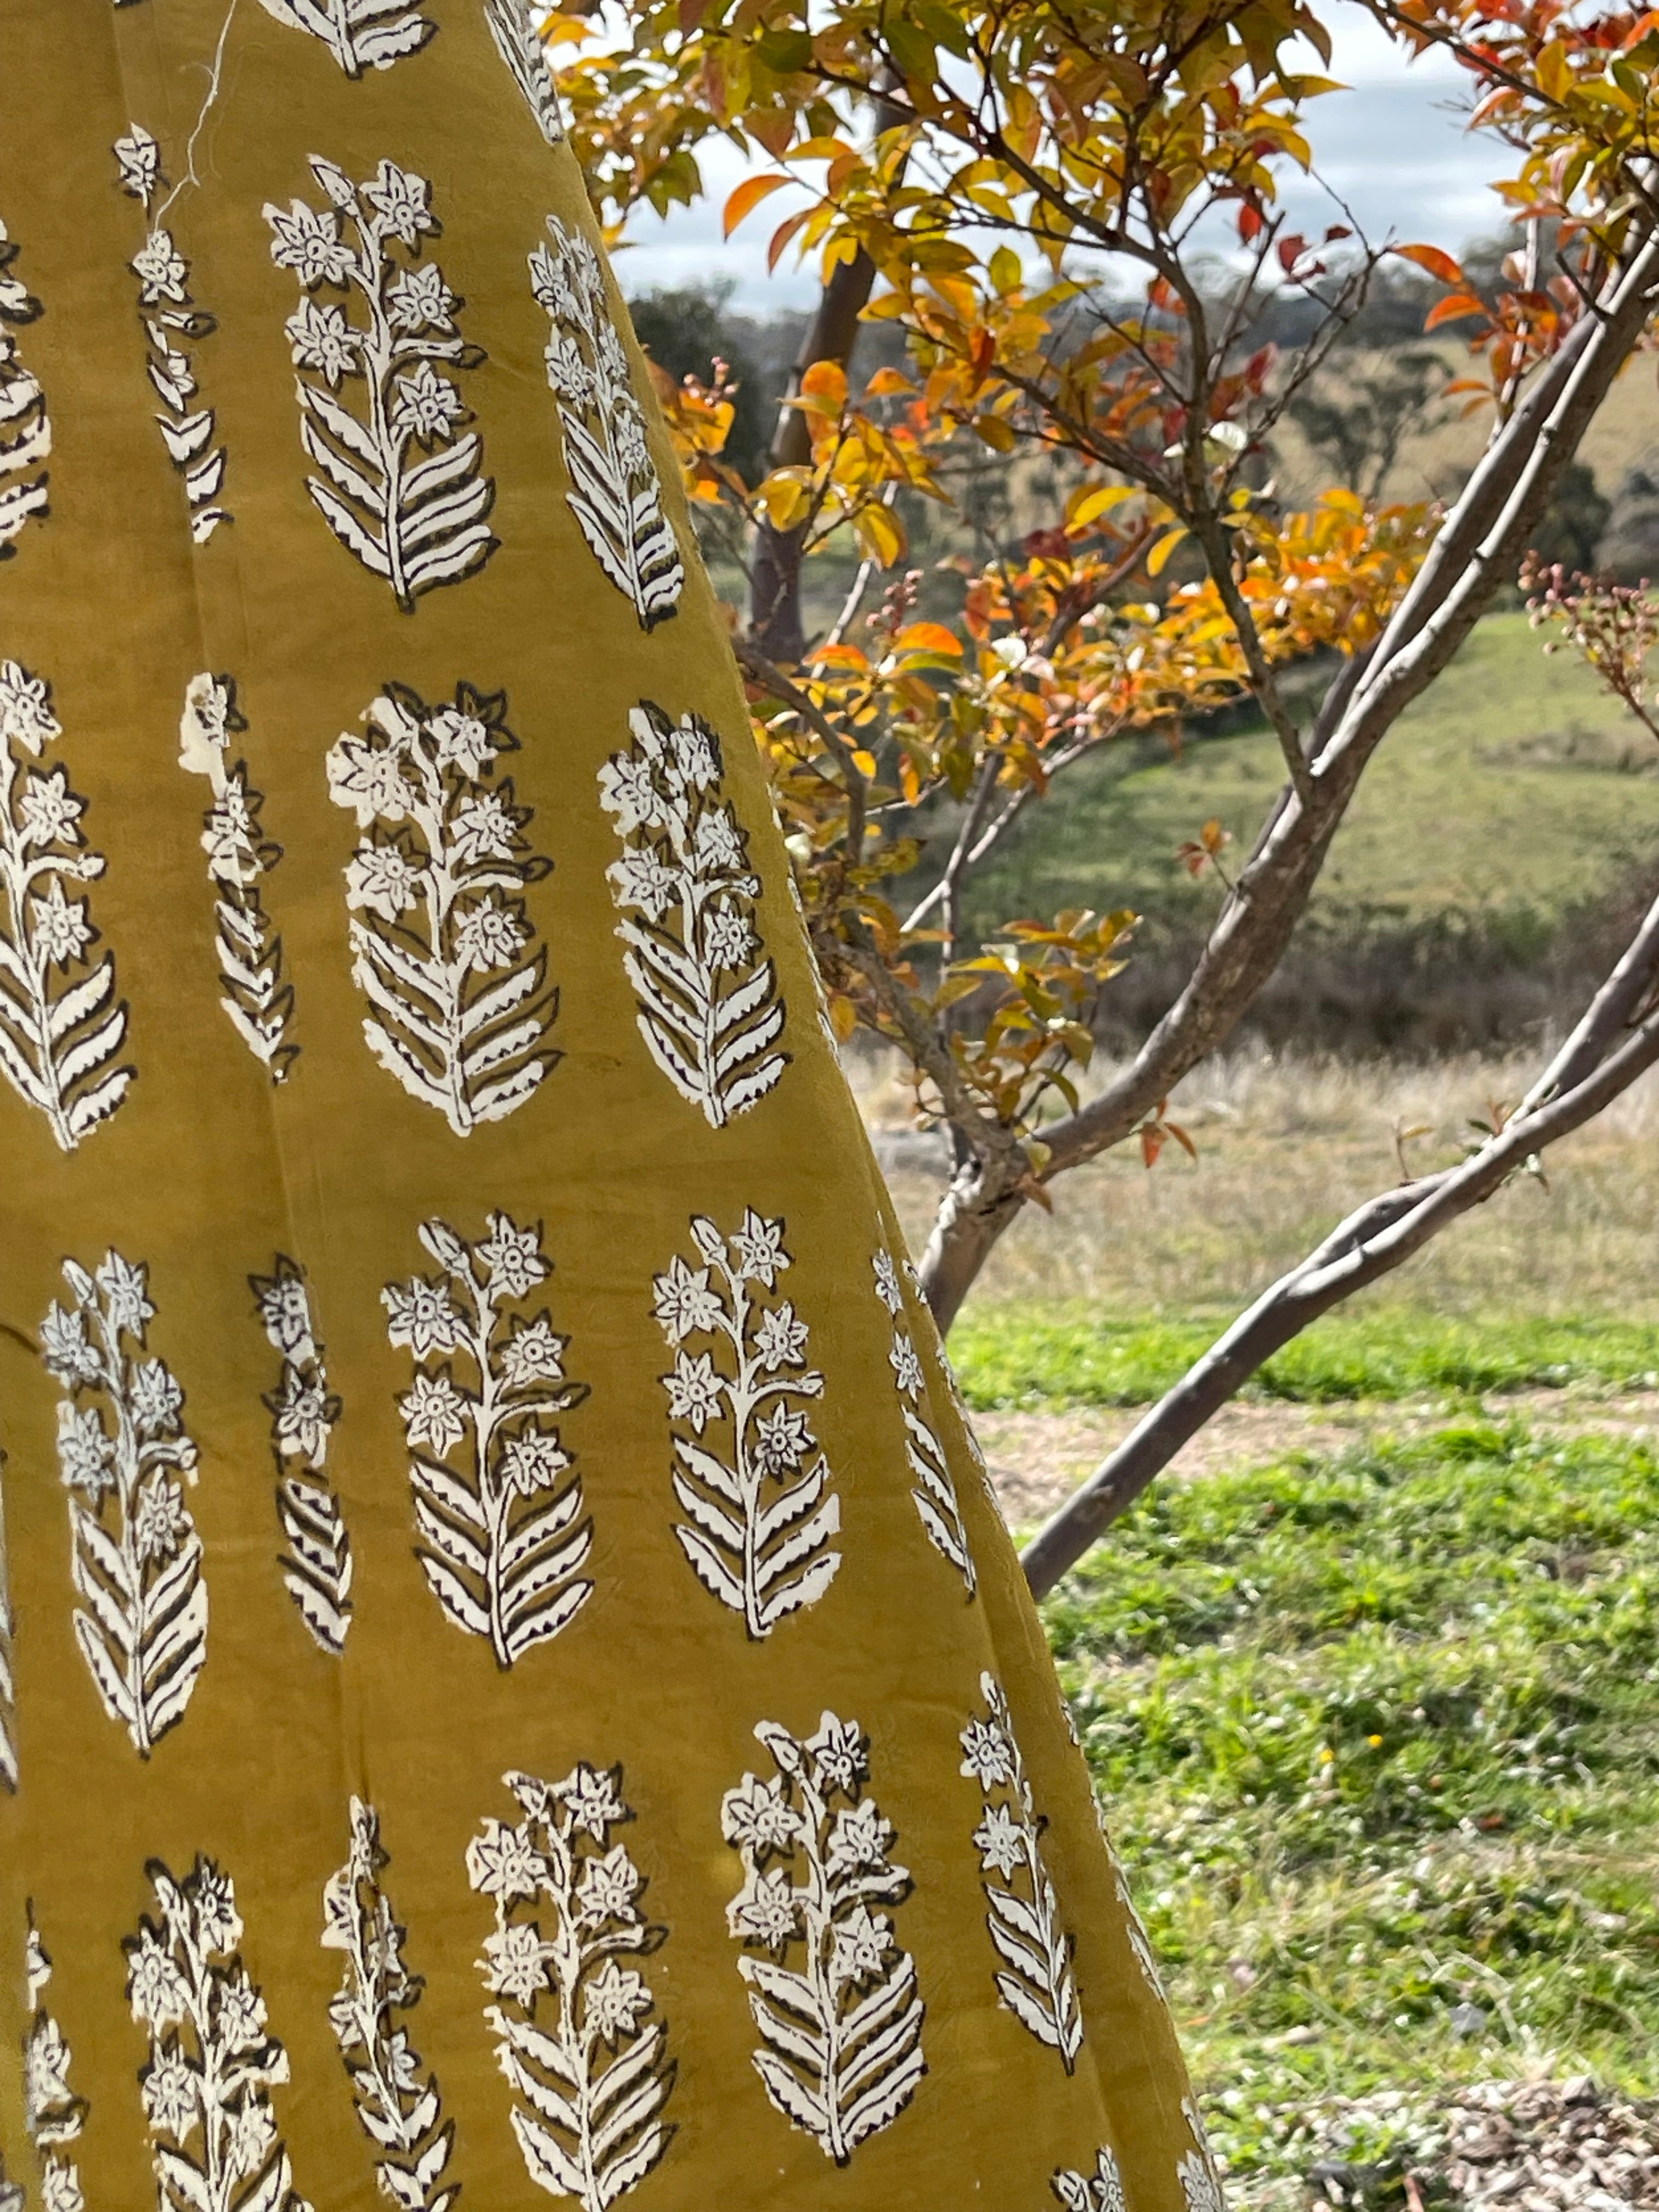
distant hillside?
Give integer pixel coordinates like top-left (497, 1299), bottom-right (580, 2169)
top-left (964, 613), bottom-right (1659, 1052)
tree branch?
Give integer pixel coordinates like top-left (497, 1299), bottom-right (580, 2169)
top-left (1019, 885), bottom-right (1659, 1595)
top-left (915, 222), bottom-right (1659, 1329)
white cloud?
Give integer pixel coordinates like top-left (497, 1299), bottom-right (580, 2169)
top-left (617, 13), bottom-right (1512, 313)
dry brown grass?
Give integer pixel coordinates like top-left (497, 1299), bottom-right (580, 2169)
top-left (851, 1043), bottom-right (1659, 1322)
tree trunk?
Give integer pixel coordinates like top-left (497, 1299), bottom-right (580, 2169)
top-left (748, 98), bottom-right (906, 662)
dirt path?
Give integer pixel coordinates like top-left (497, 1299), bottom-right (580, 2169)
top-left (978, 1386), bottom-right (1659, 1527)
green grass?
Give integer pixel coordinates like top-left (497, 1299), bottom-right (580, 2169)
top-left (969, 611), bottom-right (1659, 943)
top-left (953, 1302), bottom-right (1659, 1410)
top-left (1045, 1424), bottom-right (1659, 2192)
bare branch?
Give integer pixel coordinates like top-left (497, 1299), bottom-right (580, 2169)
top-left (1020, 890), bottom-right (1659, 1595)
top-left (916, 221), bottom-right (1659, 1330)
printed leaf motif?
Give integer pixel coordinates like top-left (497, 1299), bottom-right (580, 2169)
top-left (125, 1858), bottom-right (313, 2212)
top-left (469, 1764), bottom-right (676, 2211)
top-left (385, 1210), bottom-right (591, 1667)
top-left (1053, 2147), bottom-right (1127, 2212)
top-left (327, 683), bottom-right (559, 1133)
top-left (1178, 2097), bottom-right (1226, 2212)
top-left (600, 703), bottom-right (787, 1127)
top-left (266, 158), bottom-right (495, 608)
top-left (1097, 1804), bottom-right (1162, 1994)
top-left (25, 1911), bottom-right (89, 2212)
top-left (0, 216), bottom-right (50, 558)
top-left (323, 1799), bottom-right (458, 2212)
top-left (960, 1673), bottom-right (1084, 2070)
top-left (0, 1463), bottom-right (16, 1794)
top-left (872, 1247), bottom-right (975, 1595)
top-left (115, 127), bottom-right (230, 542)
top-left (529, 218), bottom-right (680, 626)
top-left (653, 1209), bottom-right (840, 1639)
top-left (487, 0), bottom-right (564, 143)
top-left (256, 0), bottom-right (435, 75)
top-left (40, 1251), bottom-right (206, 1758)
top-left (251, 1256), bottom-right (352, 1655)
top-left (0, 661), bottom-right (135, 1150)
top-left (723, 1712), bottom-right (926, 2163)
top-left (179, 674), bottom-right (299, 1081)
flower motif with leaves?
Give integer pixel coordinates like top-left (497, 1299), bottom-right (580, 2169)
top-left (249, 1256), bottom-right (352, 1656)
top-left (23, 1914), bottom-right (88, 2212)
top-left (1053, 2146), bottom-right (1128, 2212)
top-left (600, 701), bottom-right (788, 1127)
top-left (265, 157), bottom-right (494, 607)
top-left (960, 1673), bottom-right (1084, 2070)
top-left (385, 1212), bottom-right (590, 1667)
top-left (40, 1252), bottom-right (204, 1756)
top-left (1178, 2097), bottom-right (1226, 2212)
top-left (1, 213), bottom-right (51, 563)
top-left (327, 682), bottom-right (558, 1135)
top-left (177, 672), bottom-right (298, 1081)
top-left (0, 659), bottom-right (133, 1149)
top-left (125, 1858), bottom-right (309, 2212)
top-left (528, 213), bottom-right (679, 626)
top-left (722, 1713), bottom-right (926, 2164)
top-left (653, 1209), bottom-right (840, 1639)
top-left (114, 127), bottom-right (229, 540)
top-left (871, 1245), bottom-right (977, 1594)
top-left (321, 1799), bottom-right (456, 2211)
top-left (469, 1765), bottom-right (676, 2211)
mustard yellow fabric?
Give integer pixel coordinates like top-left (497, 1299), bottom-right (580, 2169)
top-left (0, 9), bottom-right (1215, 2208)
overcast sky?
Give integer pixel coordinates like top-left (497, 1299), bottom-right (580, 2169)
top-left (614, 13), bottom-right (1513, 311)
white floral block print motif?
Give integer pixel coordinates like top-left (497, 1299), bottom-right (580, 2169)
top-left (654, 1209), bottom-right (841, 1639)
top-left (469, 1764), bottom-right (677, 2211)
top-left (179, 674), bottom-right (299, 1081)
top-left (328, 683), bottom-right (560, 1133)
top-left (323, 1799), bottom-right (458, 2212)
top-left (530, 217), bottom-right (680, 627)
top-left (960, 1673), bottom-right (1084, 2070)
top-left (115, 125), bottom-right (230, 541)
top-left (257, 0), bottom-right (435, 72)
top-left (1053, 2147), bottom-right (1127, 2212)
top-left (0, 661), bottom-right (134, 1150)
top-left (0, 217), bottom-right (50, 558)
top-left (385, 1212), bottom-right (592, 1667)
top-left (25, 1913), bottom-right (88, 2212)
top-left (0, 1468), bottom-right (16, 1793)
top-left (251, 1257), bottom-right (352, 1655)
top-left (488, 0), bottom-right (564, 142)
top-left (267, 159), bottom-right (496, 608)
top-left (125, 1859), bottom-right (312, 2212)
top-left (872, 1247), bottom-right (975, 1594)
top-left (723, 1713), bottom-right (927, 2164)
top-left (600, 703), bottom-right (787, 1127)
top-left (41, 1252), bottom-right (206, 1759)
top-left (1178, 2097), bottom-right (1226, 2212)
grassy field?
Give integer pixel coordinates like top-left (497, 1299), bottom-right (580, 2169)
top-left (866, 1039), bottom-right (1659, 2201)
top-left (968, 612), bottom-right (1659, 967)
top-left (953, 1305), bottom-right (1659, 1413)
top-left (1036, 1423), bottom-right (1659, 2202)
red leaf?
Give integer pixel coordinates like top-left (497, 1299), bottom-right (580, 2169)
top-left (1276, 233), bottom-right (1308, 274)
top-left (1238, 201), bottom-right (1265, 243)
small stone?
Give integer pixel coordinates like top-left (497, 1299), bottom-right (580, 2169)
top-left (1447, 2001), bottom-right (1489, 2038)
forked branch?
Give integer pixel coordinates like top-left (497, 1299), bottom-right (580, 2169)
top-left (1019, 885), bottom-right (1659, 1596)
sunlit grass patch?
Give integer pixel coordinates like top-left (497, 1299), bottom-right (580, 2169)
top-left (1043, 1424), bottom-right (1659, 2193)
top-left (954, 1303), bottom-right (1659, 1410)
